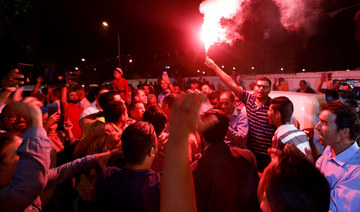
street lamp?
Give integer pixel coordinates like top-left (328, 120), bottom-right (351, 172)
top-left (102, 21), bottom-right (120, 66)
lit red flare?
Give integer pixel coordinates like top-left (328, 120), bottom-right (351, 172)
top-left (199, 0), bottom-right (243, 52)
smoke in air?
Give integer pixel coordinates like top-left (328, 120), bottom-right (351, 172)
top-left (199, 0), bottom-right (323, 52)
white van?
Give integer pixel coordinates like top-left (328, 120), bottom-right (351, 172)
top-left (269, 91), bottom-right (327, 155)
top-left (247, 90), bottom-right (327, 155)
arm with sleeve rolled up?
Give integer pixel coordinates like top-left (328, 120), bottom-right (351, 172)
top-left (45, 150), bottom-right (112, 191)
top-left (0, 88), bottom-right (51, 211)
top-left (205, 57), bottom-right (243, 97)
top-left (45, 155), bottom-right (96, 189)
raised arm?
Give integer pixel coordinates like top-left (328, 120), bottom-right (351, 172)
top-left (74, 123), bottom-right (112, 157)
top-left (0, 69), bottom-right (24, 105)
top-left (30, 77), bottom-right (43, 96)
top-left (205, 57), bottom-right (243, 97)
top-left (162, 75), bottom-right (175, 93)
top-left (0, 88), bottom-right (51, 212)
top-left (161, 94), bottom-right (206, 212)
top-left (60, 86), bottom-right (69, 119)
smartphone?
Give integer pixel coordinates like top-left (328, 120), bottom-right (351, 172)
top-left (16, 63), bottom-right (33, 83)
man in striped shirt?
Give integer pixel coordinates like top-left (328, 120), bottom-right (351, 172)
top-left (267, 96), bottom-right (310, 154)
top-left (205, 57), bottom-right (275, 172)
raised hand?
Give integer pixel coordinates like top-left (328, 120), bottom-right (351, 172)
top-left (7, 88), bottom-right (43, 127)
top-left (2, 69), bottom-right (24, 92)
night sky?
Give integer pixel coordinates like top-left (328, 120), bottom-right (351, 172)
top-left (1, 0), bottom-right (360, 84)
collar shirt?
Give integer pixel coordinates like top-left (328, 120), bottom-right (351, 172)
top-left (316, 142), bottom-right (360, 212)
top-left (225, 108), bottom-right (248, 148)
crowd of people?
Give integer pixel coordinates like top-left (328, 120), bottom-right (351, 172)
top-left (0, 56), bottom-right (359, 212)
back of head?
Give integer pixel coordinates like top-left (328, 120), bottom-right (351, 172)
top-left (270, 96), bottom-right (294, 124)
top-left (163, 93), bottom-right (178, 109)
top-left (209, 91), bottom-right (220, 101)
top-left (200, 109), bottom-right (229, 143)
top-left (264, 152), bottom-right (330, 212)
top-left (121, 121), bottom-right (157, 165)
top-left (142, 106), bottom-right (167, 136)
top-left (99, 91), bottom-right (126, 123)
top-left (321, 101), bottom-right (360, 141)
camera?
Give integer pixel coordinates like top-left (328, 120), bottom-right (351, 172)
top-left (325, 79), bottom-right (360, 109)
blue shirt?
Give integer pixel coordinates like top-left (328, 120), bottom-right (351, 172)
top-left (0, 127), bottom-right (97, 212)
top-left (316, 142), bottom-right (360, 212)
top-left (225, 108), bottom-right (248, 148)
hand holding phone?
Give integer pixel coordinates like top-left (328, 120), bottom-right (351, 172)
top-left (16, 63), bottom-right (33, 83)
top-left (1, 69), bottom-right (24, 91)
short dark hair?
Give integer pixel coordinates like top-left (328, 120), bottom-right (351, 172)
top-left (129, 102), bottom-right (144, 112)
top-left (163, 93), bottom-right (178, 109)
top-left (300, 80), bottom-right (307, 84)
top-left (190, 79), bottom-right (199, 84)
top-left (209, 91), bottom-right (220, 101)
top-left (270, 96), bottom-right (294, 124)
top-left (121, 121), bottom-right (157, 165)
top-left (321, 101), bottom-right (360, 141)
top-left (142, 106), bottom-right (167, 136)
top-left (256, 77), bottom-right (272, 88)
top-left (99, 91), bottom-right (126, 123)
top-left (264, 152), bottom-right (330, 212)
top-left (200, 109), bottom-right (229, 143)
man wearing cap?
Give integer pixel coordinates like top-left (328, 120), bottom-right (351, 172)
top-left (113, 67), bottom-right (128, 102)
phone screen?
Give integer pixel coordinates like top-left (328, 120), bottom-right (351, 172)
top-left (16, 63), bottom-right (33, 83)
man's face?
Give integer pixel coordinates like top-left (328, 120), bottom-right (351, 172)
top-left (142, 85), bottom-right (150, 95)
top-left (148, 95), bottom-right (157, 106)
top-left (210, 98), bottom-right (220, 109)
top-left (68, 91), bottom-right (79, 102)
top-left (332, 80), bottom-right (341, 90)
top-left (254, 80), bottom-right (271, 100)
top-left (2, 110), bottom-right (27, 132)
top-left (160, 80), bottom-right (168, 91)
top-left (190, 83), bottom-right (199, 90)
top-left (174, 85), bottom-right (182, 94)
top-left (201, 85), bottom-right (212, 95)
top-left (136, 90), bottom-right (148, 104)
top-left (315, 110), bottom-right (341, 147)
top-left (130, 103), bottom-right (145, 121)
top-left (267, 104), bottom-right (278, 127)
top-left (299, 81), bottom-right (307, 90)
top-left (219, 94), bottom-right (234, 115)
top-left (114, 71), bottom-right (121, 80)
top-left (77, 88), bottom-right (86, 100)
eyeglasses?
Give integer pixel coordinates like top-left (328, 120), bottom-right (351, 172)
top-left (255, 84), bottom-right (270, 89)
top-left (4, 113), bottom-right (20, 120)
